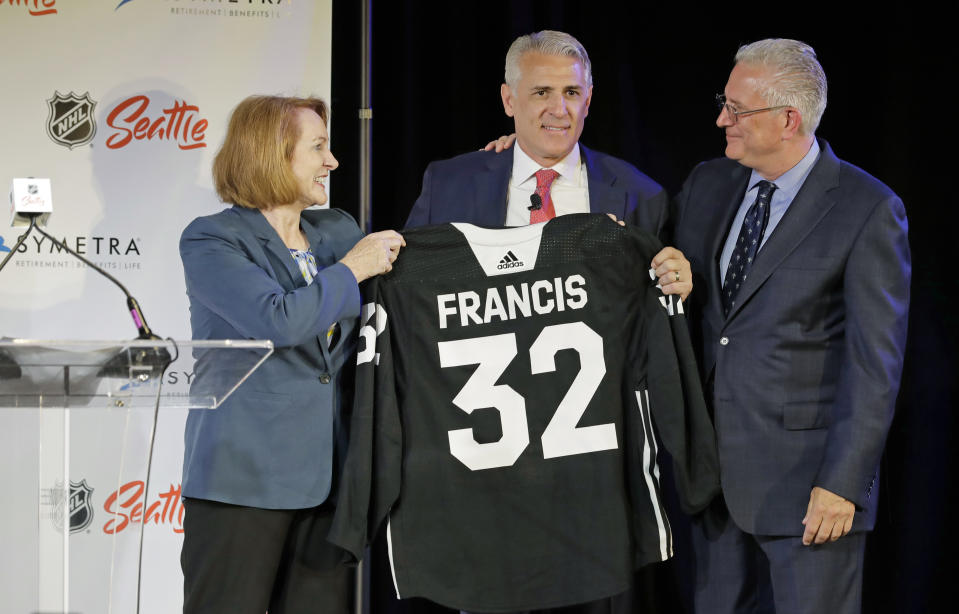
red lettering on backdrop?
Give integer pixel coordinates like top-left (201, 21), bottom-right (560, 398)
top-left (4, 0), bottom-right (57, 17)
top-left (102, 481), bottom-right (185, 534)
top-left (31, 0), bottom-right (55, 16)
top-left (105, 95), bottom-right (208, 150)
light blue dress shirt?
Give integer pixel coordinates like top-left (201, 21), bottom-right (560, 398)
top-left (720, 140), bottom-right (821, 283)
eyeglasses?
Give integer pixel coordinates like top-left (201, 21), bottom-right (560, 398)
top-left (715, 94), bottom-right (788, 124)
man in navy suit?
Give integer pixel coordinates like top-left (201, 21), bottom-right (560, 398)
top-left (672, 39), bottom-right (910, 613)
top-left (405, 30), bottom-right (690, 298)
top-left (398, 30), bottom-right (691, 614)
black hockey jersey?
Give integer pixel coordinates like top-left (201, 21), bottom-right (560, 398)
top-left (329, 214), bottom-right (719, 612)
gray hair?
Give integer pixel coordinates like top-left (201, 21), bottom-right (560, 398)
top-left (504, 30), bottom-right (592, 89)
top-left (735, 38), bottom-right (827, 135)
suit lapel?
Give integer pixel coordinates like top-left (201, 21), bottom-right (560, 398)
top-left (300, 211), bottom-right (332, 265)
top-left (710, 166), bottom-right (750, 324)
top-left (582, 144), bottom-right (627, 220)
top-left (471, 152), bottom-right (512, 226)
top-left (235, 206), bottom-right (304, 290)
top-left (724, 140), bottom-right (841, 321)
top-left (299, 211), bottom-right (337, 363)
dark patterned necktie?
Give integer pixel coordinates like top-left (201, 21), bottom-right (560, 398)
top-left (722, 180), bottom-right (776, 316)
top-left (530, 168), bottom-right (560, 224)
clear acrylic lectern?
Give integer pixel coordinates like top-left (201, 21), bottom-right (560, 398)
top-left (0, 338), bottom-right (273, 614)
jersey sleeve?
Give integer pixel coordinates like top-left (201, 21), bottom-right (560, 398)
top-left (637, 253), bottom-right (721, 515)
top-left (328, 278), bottom-right (403, 561)
top-left (646, 287), bottom-right (720, 514)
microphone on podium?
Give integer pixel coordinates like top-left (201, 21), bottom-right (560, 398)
top-left (3, 178), bottom-right (171, 376)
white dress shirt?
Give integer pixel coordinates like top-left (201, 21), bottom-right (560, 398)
top-left (504, 143), bottom-right (590, 227)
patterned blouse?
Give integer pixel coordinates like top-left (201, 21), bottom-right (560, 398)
top-left (289, 248), bottom-right (319, 285)
top-left (290, 248), bottom-right (337, 346)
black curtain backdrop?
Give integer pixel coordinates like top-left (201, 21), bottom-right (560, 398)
top-left (332, 3), bottom-right (956, 612)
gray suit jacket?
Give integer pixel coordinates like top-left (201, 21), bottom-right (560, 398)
top-left (672, 139), bottom-right (910, 535)
top-left (179, 205), bottom-right (363, 509)
top-left (405, 144), bottom-right (668, 236)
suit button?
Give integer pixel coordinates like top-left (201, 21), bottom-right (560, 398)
top-left (719, 337), bottom-right (729, 346)
top-left (319, 373), bottom-right (331, 384)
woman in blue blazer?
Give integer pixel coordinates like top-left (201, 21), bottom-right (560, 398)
top-left (178, 95), bottom-right (404, 614)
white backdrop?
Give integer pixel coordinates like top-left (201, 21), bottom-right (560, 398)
top-left (0, 1), bottom-right (333, 612)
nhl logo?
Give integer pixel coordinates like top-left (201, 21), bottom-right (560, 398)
top-left (53, 479), bottom-right (95, 533)
top-left (46, 91), bottom-right (97, 149)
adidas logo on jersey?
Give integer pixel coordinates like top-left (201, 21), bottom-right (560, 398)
top-left (497, 250), bottom-right (524, 270)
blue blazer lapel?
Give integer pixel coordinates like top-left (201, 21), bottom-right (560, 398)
top-left (472, 152), bottom-right (512, 226)
top-left (582, 144), bottom-right (628, 221)
top-left (235, 205), bottom-right (304, 290)
top-left (725, 139), bottom-right (841, 321)
top-left (300, 210), bottom-right (333, 265)
top-left (298, 210), bottom-right (340, 363)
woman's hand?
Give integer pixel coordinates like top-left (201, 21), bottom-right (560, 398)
top-left (340, 230), bottom-right (406, 283)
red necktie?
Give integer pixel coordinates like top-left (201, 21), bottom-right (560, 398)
top-left (530, 168), bottom-right (560, 224)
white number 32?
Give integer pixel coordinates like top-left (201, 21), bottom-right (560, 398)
top-left (437, 322), bottom-right (616, 471)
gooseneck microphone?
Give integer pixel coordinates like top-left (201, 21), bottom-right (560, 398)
top-left (5, 183), bottom-right (172, 385)
top-left (2, 212), bottom-right (173, 375)
top-left (528, 193), bottom-right (543, 211)
top-left (26, 219), bottom-right (162, 340)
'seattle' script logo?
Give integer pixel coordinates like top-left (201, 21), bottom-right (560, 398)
top-left (4, 0), bottom-right (57, 17)
top-left (105, 95), bottom-right (208, 150)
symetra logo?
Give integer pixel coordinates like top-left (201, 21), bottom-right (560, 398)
top-left (46, 91), bottom-right (97, 149)
top-left (9, 232), bottom-right (144, 273)
top-left (497, 250), bottom-right (524, 270)
top-left (3, 0), bottom-right (57, 16)
top-left (12, 234), bottom-right (141, 256)
top-left (105, 95), bottom-right (208, 150)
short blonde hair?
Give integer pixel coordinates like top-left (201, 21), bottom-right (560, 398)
top-left (212, 95), bottom-right (329, 209)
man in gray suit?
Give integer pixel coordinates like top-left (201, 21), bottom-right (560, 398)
top-left (672, 39), bottom-right (910, 613)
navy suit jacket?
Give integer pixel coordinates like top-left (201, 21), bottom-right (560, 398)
top-left (405, 144), bottom-right (668, 236)
top-left (179, 205), bottom-right (363, 509)
top-left (672, 139), bottom-right (910, 535)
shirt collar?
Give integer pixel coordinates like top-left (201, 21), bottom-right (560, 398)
top-left (511, 142), bottom-right (582, 186)
top-left (747, 139), bottom-right (820, 195)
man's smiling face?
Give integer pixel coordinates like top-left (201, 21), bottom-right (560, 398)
top-left (501, 51), bottom-right (592, 167)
